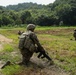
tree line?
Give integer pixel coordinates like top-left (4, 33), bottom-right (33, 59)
top-left (0, 0), bottom-right (76, 27)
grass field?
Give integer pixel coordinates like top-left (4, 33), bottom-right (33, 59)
top-left (0, 26), bottom-right (76, 75)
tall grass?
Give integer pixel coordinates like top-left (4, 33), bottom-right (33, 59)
top-left (0, 26), bottom-right (76, 75)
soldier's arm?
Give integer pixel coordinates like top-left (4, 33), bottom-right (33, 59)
top-left (31, 33), bottom-right (45, 52)
top-left (31, 33), bottom-right (42, 47)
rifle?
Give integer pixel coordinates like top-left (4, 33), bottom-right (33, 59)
top-left (36, 46), bottom-right (52, 61)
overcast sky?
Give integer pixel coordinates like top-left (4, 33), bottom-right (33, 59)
top-left (0, 0), bottom-right (55, 6)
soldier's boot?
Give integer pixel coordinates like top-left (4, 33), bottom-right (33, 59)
top-left (18, 60), bottom-right (29, 66)
top-left (1, 61), bottom-right (11, 69)
top-left (24, 60), bottom-right (30, 67)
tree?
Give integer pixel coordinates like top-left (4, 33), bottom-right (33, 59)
top-left (2, 15), bottom-right (14, 25)
top-left (55, 3), bottom-right (72, 25)
top-left (0, 16), bottom-right (2, 27)
top-left (20, 11), bottom-right (31, 24)
top-left (36, 15), bottom-right (57, 26)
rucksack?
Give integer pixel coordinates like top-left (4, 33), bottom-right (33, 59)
top-left (18, 32), bottom-right (36, 52)
top-left (18, 33), bottom-right (26, 50)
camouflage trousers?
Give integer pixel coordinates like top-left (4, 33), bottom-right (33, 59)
top-left (20, 48), bottom-right (33, 64)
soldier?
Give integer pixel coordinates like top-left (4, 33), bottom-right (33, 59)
top-left (18, 24), bottom-right (53, 65)
top-left (73, 29), bottom-right (76, 41)
top-left (18, 24), bottom-right (36, 65)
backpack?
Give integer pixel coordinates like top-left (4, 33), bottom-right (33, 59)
top-left (18, 32), bottom-right (36, 52)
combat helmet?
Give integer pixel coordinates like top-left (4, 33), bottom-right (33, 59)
top-left (27, 24), bottom-right (36, 30)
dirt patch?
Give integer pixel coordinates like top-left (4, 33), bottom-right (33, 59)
top-left (15, 54), bottom-right (70, 75)
top-left (0, 33), bottom-right (70, 75)
top-left (30, 54), bottom-right (69, 75)
top-left (0, 44), bottom-right (3, 50)
top-left (0, 34), bottom-right (12, 43)
top-left (0, 34), bottom-right (12, 50)
top-left (0, 34), bottom-right (13, 74)
top-left (35, 28), bottom-right (74, 36)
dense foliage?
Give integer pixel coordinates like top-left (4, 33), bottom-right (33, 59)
top-left (0, 0), bottom-right (76, 26)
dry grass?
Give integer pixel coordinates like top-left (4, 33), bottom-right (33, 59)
top-left (0, 26), bottom-right (76, 75)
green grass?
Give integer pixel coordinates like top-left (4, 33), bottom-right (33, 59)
top-left (0, 26), bottom-right (76, 75)
top-left (1, 65), bottom-right (21, 75)
top-left (2, 44), bottom-right (14, 52)
top-left (36, 27), bottom-right (76, 75)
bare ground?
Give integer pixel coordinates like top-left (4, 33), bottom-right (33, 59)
top-left (0, 34), bottom-right (12, 68)
top-left (14, 54), bottom-right (70, 75)
top-left (0, 34), bottom-right (70, 75)
top-left (30, 54), bottom-right (69, 75)
top-left (0, 34), bottom-right (12, 50)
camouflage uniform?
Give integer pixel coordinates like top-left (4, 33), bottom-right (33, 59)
top-left (73, 29), bottom-right (76, 41)
top-left (19, 24), bottom-right (42, 65)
